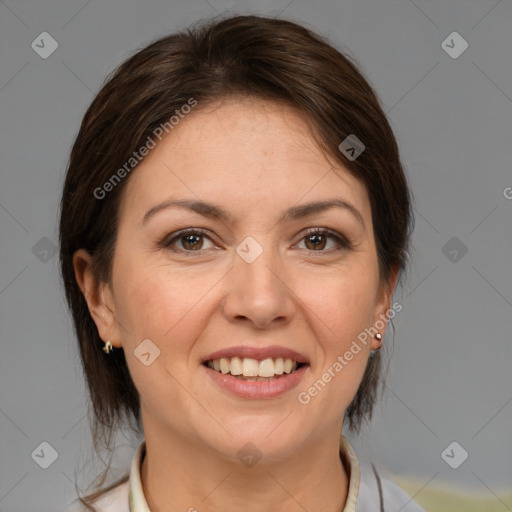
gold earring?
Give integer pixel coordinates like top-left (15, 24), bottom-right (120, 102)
top-left (103, 340), bottom-right (113, 354)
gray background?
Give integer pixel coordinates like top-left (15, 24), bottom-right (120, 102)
top-left (1, 0), bottom-right (511, 510)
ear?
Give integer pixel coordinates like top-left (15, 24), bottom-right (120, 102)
top-left (72, 248), bottom-right (122, 349)
top-left (371, 266), bottom-right (400, 350)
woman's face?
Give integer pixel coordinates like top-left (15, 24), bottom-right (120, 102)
top-left (83, 98), bottom-right (395, 461)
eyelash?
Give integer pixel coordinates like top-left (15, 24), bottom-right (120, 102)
top-left (162, 227), bottom-right (353, 255)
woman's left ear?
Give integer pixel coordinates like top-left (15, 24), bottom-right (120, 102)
top-left (373, 266), bottom-right (399, 335)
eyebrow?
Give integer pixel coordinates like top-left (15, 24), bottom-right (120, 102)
top-left (141, 198), bottom-right (365, 230)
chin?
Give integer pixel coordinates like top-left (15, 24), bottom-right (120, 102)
top-left (193, 416), bottom-right (306, 464)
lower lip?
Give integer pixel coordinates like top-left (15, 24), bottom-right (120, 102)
top-left (202, 364), bottom-right (309, 399)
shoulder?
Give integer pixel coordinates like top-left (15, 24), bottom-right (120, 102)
top-left (356, 462), bottom-right (426, 512)
top-left (62, 480), bottom-right (130, 512)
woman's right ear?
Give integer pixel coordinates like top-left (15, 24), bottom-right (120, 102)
top-left (72, 248), bottom-right (120, 347)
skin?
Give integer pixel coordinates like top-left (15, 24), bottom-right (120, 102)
top-left (74, 98), bottom-right (397, 512)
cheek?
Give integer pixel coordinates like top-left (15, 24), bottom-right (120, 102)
top-left (300, 266), bottom-right (378, 350)
top-left (298, 278), bottom-right (376, 416)
top-left (114, 260), bottom-right (218, 353)
top-left (113, 267), bottom-right (212, 399)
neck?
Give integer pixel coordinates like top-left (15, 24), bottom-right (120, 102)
top-left (140, 425), bottom-right (349, 512)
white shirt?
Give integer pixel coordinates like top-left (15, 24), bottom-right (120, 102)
top-left (66, 437), bottom-right (425, 512)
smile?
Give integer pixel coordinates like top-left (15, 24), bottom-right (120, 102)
top-left (204, 357), bottom-right (305, 380)
top-left (202, 357), bottom-right (309, 399)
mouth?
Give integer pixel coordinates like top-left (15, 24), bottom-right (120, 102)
top-left (202, 357), bottom-right (308, 381)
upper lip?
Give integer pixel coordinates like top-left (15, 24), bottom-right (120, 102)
top-left (202, 345), bottom-right (309, 364)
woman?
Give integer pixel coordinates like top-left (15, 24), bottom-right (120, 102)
top-left (61, 14), bottom-right (424, 512)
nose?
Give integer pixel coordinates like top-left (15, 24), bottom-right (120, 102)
top-left (221, 242), bottom-right (296, 329)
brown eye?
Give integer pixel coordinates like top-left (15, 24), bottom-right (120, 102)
top-left (180, 233), bottom-right (204, 250)
top-left (297, 228), bottom-right (352, 252)
top-left (164, 229), bottom-right (215, 252)
top-left (304, 232), bottom-right (327, 251)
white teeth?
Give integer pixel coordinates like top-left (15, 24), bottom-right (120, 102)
top-left (258, 358), bottom-right (275, 377)
top-left (220, 358), bottom-right (230, 374)
top-left (242, 358), bottom-right (259, 377)
top-left (230, 356), bottom-right (243, 375)
top-left (206, 356), bottom-right (302, 377)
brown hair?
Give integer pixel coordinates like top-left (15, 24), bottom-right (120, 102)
top-left (59, 13), bottom-right (414, 510)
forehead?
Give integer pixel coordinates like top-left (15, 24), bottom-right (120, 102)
top-left (118, 98), bottom-right (371, 225)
